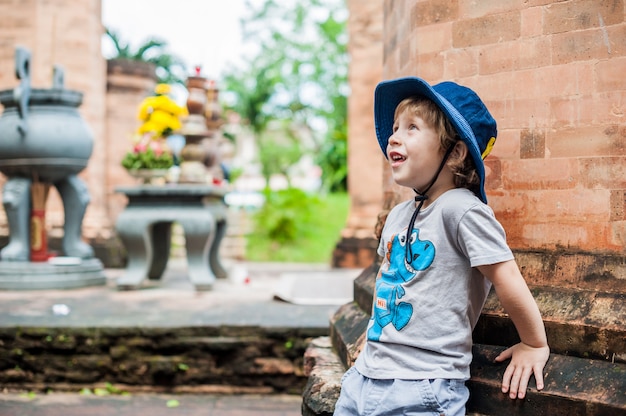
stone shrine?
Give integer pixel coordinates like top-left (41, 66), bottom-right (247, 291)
top-left (0, 47), bottom-right (105, 289)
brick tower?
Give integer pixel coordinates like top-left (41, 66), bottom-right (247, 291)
top-left (305, 1), bottom-right (626, 414)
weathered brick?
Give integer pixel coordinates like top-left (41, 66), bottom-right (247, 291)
top-left (520, 6), bottom-right (544, 37)
top-left (413, 22), bottom-right (453, 55)
top-left (521, 221), bottom-right (612, 251)
top-left (547, 127), bottom-right (626, 158)
top-left (550, 95), bottom-right (594, 129)
top-left (484, 157), bottom-right (502, 191)
top-left (590, 92), bottom-right (626, 125)
top-left (610, 190), bottom-right (626, 221)
top-left (501, 63), bottom-right (594, 102)
top-left (452, 11), bottom-right (521, 47)
top-left (488, 98), bottom-right (551, 130)
top-left (596, 56), bottom-right (626, 92)
top-left (579, 156), bottom-right (626, 189)
top-left (479, 37), bottom-right (551, 75)
top-left (415, 51), bottom-right (444, 81)
top-left (520, 128), bottom-right (546, 159)
top-left (458, 0), bottom-right (524, 19)
top-left (399, 38), bottom-right (411, 69)
top-left (611, 221), bottom-right (626, 247)
top-left (531, 188), bottom-right (607, 219)
top-left (544, 0), bottom-right (624, 34)
top-left (412, 0), bottom-right (459, 26)
top-left (552, 27), bottom-right (617, 65)
top-left (501, 159), bottom-right (578, 190)
top-left (442, 47), bottom-right (479, 79)
top-left (488, 129), bottom-right (520, 160)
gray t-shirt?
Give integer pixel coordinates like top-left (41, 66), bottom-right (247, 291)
top-left (355, 188), bottom-right (513, 380)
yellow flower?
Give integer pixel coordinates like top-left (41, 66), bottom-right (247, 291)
top-left (135, 84), bottom-right (188, 137)
top-left (155, 83), bottom-right (172, 95)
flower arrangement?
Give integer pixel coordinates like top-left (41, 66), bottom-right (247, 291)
top-left (121, 84), bottom-right (188, 171)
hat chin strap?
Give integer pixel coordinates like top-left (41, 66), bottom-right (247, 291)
top-left (405, 145), bottom-right (455, 266)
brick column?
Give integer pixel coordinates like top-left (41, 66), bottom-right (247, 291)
top-left (105, 59), bottom-right (157, 225)
top-left (332, 0), bottom-right (384, 269)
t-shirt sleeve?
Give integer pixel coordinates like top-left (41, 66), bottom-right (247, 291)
top-left (457, 203), bottom-right (514, 267)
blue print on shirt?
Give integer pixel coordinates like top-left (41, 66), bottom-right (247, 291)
top-left (368, 228), bottom-right (435, 341)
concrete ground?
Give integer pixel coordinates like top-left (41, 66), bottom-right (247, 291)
top-left (0, 258), bottom-right (361, 415)
top-left (0, 391), bottom-right (303, 416)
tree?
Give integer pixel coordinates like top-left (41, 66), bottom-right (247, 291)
top-left (221, 0), bottom-right (348, 192)
top-left (104, 28), bottom-right (187, 85)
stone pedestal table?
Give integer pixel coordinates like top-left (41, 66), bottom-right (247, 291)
top-left (114, 184), bottom-right (228, 290)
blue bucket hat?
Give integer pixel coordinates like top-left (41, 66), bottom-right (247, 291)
top-left (374, 77), bottom-right (497, 203)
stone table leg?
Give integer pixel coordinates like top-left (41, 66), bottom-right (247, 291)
top-left (205, 204), bottom-right (228, 279)
top-left (209, 218), bottom-right (228, 279)
top-left (115, 209), bottom-right (152, 290)
top-left (178, 210), bottom-right (216, 291)
top-left (148, 221), bottom-right (172, 280)
top-left (0, 177), bottom-right (31, 261)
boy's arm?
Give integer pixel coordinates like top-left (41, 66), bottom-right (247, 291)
top-left (477, 260), bottom-right (550, 400)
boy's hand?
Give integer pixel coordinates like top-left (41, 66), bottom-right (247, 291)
top-left (495, 342), bottom-right (550, 399)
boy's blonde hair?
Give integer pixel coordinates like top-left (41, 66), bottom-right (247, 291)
top-left (394, 96), bottom-right (481, 196)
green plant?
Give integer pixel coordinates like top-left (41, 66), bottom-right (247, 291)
top-left (121, 146), bottom-right (173, 170)
top-left (253, 187), bottom-right (319, 244)
top-left (246, 191), bottom-right (349, 263)
top-left (104, 28), bottom-right (187, 85)
top-left (221, 0), bottom-right (348, 192)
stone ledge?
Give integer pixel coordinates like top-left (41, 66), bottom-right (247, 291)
top-left (302, 339), bottom-right (626, 416)
top-left (302, 337), bottom-right (344, 416)
top-left (0, 326), bottom-right (324, 394)
top-left (468, 344), bottom-right (626, 415)
top-left (476, 286), bottom-right (626, 363)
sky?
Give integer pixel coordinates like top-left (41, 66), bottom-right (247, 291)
top-left (101, 0), bottom-right (247, 81)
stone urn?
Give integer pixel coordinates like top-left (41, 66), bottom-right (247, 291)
top-left (0, 86), bottom-right (93, 181)
top-left (0, 46), bottom-right (94, 257)
top-left (0, 46), bottom-right (105, 289)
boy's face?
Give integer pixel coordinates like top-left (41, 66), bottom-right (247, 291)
top-left (387, 108), bottom-right (446, 192)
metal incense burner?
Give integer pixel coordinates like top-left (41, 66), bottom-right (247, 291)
top-left (0, 47), bottom-right (105, 289)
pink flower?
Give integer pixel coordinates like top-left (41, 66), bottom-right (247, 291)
top-left (149, 140), bottom-right (164, 156)
top-left (134, 142), bottom-right (147, 153)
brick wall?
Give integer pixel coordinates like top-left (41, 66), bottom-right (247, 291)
top-left (105, 59), bottom-right (157, 224)
top-left (333, 0), bottom-right (384, 268)
top-left (381, 0), bottom-right (626, 256)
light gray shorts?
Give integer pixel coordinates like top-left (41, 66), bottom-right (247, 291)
top-left (333, 366), bottom-right (469, 416)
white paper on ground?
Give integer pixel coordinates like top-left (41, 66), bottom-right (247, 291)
top-left (273, 270), bottom-right (359, 305)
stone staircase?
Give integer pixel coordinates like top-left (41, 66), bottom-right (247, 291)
top-left (302, 257), bottom-right (626, 415)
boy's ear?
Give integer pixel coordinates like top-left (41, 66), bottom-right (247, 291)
top-left (452, 140), bottom-right (468, 160)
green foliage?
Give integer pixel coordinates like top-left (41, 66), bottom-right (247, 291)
top-left (121, 147), bottom-right (174, 170)
top-left (257, 130), bottom-right (302, 185)
top-left (247, 191), bottom-right (349, 262)
top-left (19, 392), bottom-right (36, 400)
top-left (104, 28), bottom-right (187, 85)
top-left (87, 382), bottom-right (130, 397)
top-left (253, 188), bottom-right (319, 244)
top-left (221, 0), bottom-right (348, 192)
top-left (166, 399), bottom-right (180, 408)
top-left (316, 127), bottom-right (347, 192)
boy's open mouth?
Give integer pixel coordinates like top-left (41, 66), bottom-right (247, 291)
top-left (388, 151), bottom-right (406, 167)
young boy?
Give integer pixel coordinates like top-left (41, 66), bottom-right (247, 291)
top-left (333, 77), bottom-right (550, 416)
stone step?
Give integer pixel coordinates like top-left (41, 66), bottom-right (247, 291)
top-left (468, 344), bottom-right (626, 415)
top-left (476, 286), bottom-right (626, 363)
top-left (303, 335), bottom-right (626, 416)
top-left (0, 325), bottom-right (327, 394)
